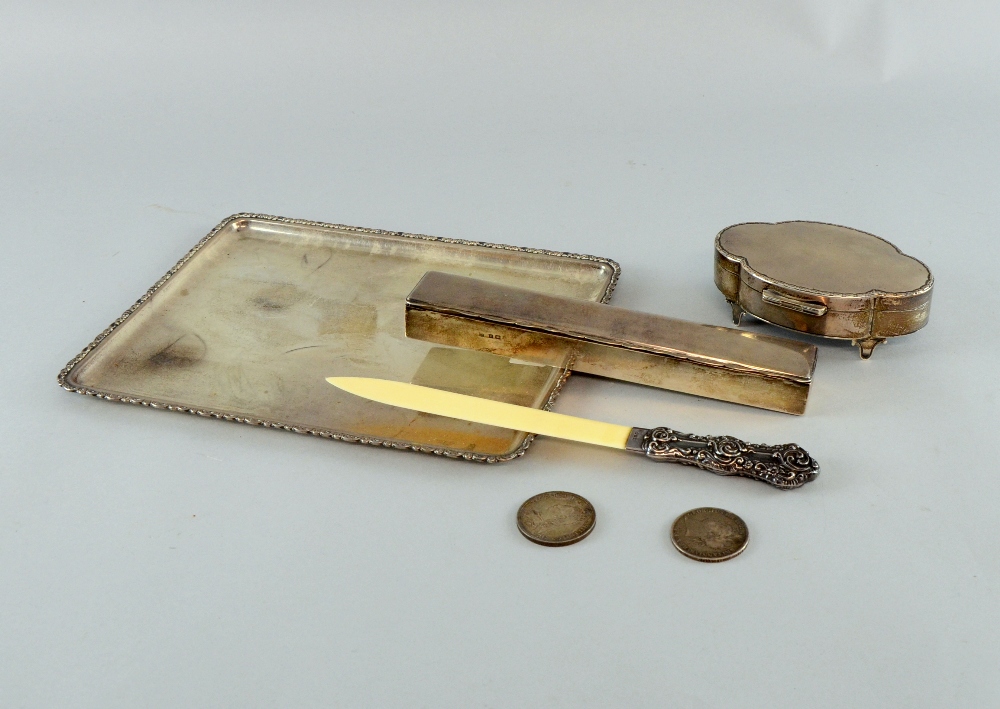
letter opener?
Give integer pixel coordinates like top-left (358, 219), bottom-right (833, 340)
top-left (327, 377), bottom-right (818, 489)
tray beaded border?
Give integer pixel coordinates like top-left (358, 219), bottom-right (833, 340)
top-left (57, 212), bottom-right (621, 463)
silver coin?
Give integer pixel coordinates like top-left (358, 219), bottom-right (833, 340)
top-left (517, 491), bottom-right (596, 547)
top-left (671, 507), bottom-right (749, 562)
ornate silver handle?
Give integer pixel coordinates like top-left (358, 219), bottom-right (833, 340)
top-left (625, 427), bottom-right (819, 490)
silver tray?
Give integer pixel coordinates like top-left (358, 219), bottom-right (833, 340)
top-left (59, 213), bottom-right (619, 462)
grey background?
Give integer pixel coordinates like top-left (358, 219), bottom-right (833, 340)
top-left (2, 2), bottom-right (998, 707)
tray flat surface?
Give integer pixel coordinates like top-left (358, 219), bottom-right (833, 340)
top-left (60, 214), bottom-right (619, 460)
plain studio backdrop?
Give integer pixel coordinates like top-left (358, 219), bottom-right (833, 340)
top-left (1, 2), bottom-right (998, 707)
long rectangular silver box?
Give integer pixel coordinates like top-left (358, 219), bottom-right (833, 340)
top-left (405, 272), bottom-right (818, 414)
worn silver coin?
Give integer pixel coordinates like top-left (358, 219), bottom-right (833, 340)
top-left (517, 491), bottom-right (596, 547)
top-left (671, 507), bottom-right (749, 562)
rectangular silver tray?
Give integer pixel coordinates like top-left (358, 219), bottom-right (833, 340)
top-left (59, 214), bottom-right (619, 461)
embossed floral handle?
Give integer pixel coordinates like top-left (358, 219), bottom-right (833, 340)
top-left (624, 427), bottom-right (819, 490)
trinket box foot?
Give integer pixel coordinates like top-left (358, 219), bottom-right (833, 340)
top-left (727, 300), bottom-right (744, 326)
top-left (852, 337), bottom-right (886, 359)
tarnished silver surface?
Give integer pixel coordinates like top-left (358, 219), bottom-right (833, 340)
top-left (625, 427), bottom-right (818, 490)
top-left (58, 213), bottom-right (619, 462)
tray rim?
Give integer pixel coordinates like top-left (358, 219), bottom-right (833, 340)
top-left (57, 212), bottom-right (621, 463)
